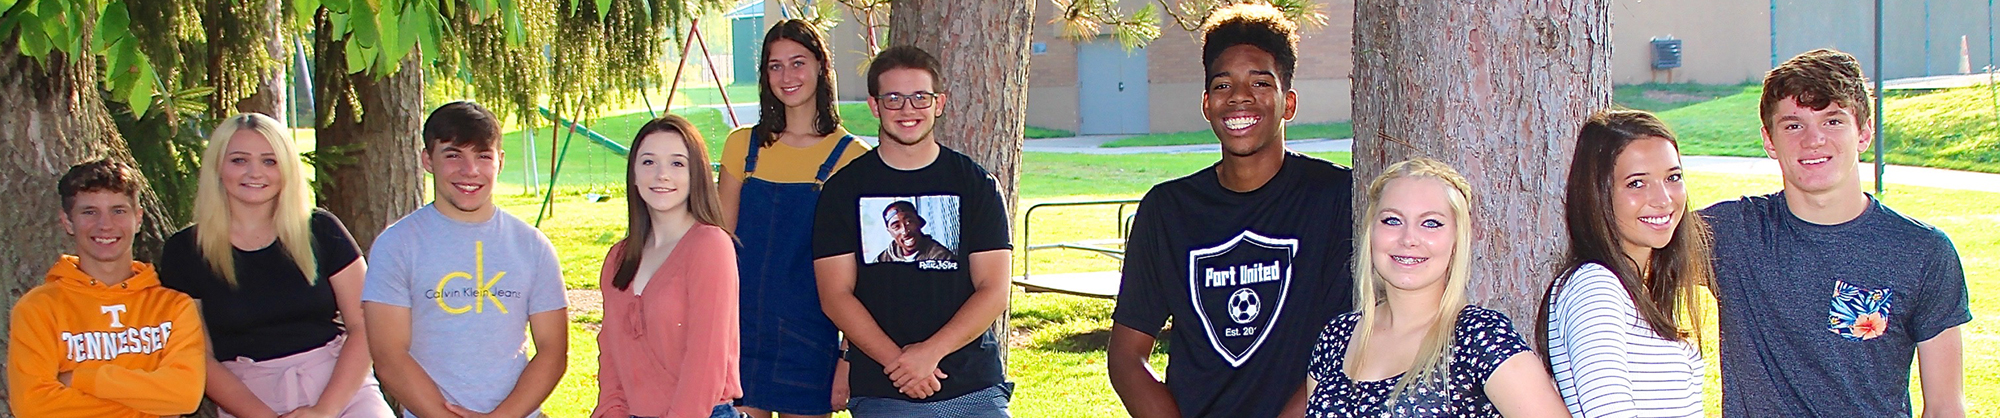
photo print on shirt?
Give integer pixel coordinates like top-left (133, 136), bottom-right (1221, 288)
top-left (859, 195), bottom-right (962, 270)
top-left (1187, 230), bottom-right (1298, 368)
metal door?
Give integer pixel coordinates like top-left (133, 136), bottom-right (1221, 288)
top-left (1078, 38), bottom-right (1149, 135)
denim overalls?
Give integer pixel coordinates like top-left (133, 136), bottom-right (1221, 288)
top-left (734, 131), bottom-right (855, 414)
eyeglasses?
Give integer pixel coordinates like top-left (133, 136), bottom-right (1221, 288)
top-left (874, 92), bottom-right (941, 110)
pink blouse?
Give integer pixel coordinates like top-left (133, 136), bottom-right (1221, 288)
top-left (591, 225), bottom-right (742, 418)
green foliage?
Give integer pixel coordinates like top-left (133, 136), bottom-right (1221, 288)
top-left (0, 0), bottom-right (162, 118)
top-left (319, 0), bottom-right (450, 76)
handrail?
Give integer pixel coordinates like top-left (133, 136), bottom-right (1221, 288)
top-left (1019, 198), bottom-right (1142, 282)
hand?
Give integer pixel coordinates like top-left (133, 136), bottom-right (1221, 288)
top-left (443, 404), bottom-right (481, 418)
top-left (55, 371), bottom-right (72, 387)
top-left (894, 370), bottom-right (948, 399)
top-left (884, 341), bottom-right (949, 391)
top-left (277, 404), bottom-right (336, 418)
top-left (831, 359), bottom-right (851, 411)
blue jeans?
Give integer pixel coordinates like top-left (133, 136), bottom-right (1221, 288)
top-left (847, 383), bottom-right (1012, 418)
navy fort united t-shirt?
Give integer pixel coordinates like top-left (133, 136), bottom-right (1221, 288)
top-left (1112, 152), bottom-right (1356, 418)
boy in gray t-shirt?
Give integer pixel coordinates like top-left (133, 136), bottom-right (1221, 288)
top-left (1700, 49), bottom-right (1970, 418)
top-left (362, 102), bottom-right (569, 418)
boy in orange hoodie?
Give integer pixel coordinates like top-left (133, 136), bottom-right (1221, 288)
top-left (7, 159), bottom-right (207, 417)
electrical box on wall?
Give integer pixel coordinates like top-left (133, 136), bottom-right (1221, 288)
top-left (1651, 37), bottom-right (1683, 70)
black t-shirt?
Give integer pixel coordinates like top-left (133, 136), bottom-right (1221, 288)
top-left (1111, 152), bottom-right (1356, 418)
top-left (158, 208), bottom-right (362, 361)
top-left (811, 146), bottom-right (1012, 402)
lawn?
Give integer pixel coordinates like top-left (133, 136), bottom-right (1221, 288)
top-left (834, 103), bottom-right (1074, 139)
top-left (1098, 121), bottom-right (1353, 148)
top-left (495, 142), bottom-right (1997, 416)
top-left (1613, 82), bottom-right (1758, 113)
top-left (1641, 83), bottom-right (2000, 173)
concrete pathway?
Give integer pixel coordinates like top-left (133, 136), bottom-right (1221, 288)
top-left (1023, 136), bottom-right (2000, 193)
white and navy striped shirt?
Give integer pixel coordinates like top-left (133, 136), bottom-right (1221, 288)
top-left (1546, 263), bottom-right (1704, 418)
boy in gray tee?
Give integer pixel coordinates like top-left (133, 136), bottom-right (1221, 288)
top-left (363, 102), bottom-right (570, 418)
top-left (1700, 49), bottom-right (1969, 418)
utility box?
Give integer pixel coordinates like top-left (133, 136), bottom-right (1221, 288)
top-left (1651, 37), bottom-right (1683, 70)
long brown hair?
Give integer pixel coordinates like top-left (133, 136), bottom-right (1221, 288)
top-left (756, 19), bottom-right (840, 146)
top-left (1538, 110), bottom-right (1713, 360)
top-left (611, 114), bottom-right (728, 291)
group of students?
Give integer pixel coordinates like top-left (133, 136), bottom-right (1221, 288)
top-left (4, 13), bottom-right (1011, 418)
top-left (1, 2), bottom-right (1971, 418)
top-left (1104, 4), bottom-right (1971, 418)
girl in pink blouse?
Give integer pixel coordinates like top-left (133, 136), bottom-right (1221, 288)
top-left (593, 115), bottom-right (745, 418)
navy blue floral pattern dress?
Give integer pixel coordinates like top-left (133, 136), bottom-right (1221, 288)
top-left (1305, 305), bottom-right (1533, 418)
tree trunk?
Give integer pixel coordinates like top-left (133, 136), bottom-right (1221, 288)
top-left (314, 13), bottom-right (426, 252)
top-left (1352, 0), bottom-right (1611, 336)
top-left (222, 0), bottom-right (289, 124)
top-left (887, 0), bottom-right (1034, 363)
top-left (0, 33), bottom-right (175, 415)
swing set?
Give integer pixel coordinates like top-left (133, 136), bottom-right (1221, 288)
top-left (531, 19), bottom-right (740, 227)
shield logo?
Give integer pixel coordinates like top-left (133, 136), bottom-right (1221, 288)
top-left (1187, 230), bottom-right (1297, 368)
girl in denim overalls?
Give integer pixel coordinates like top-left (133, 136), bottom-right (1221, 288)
top-left (717, 19), bottom-right (869, 418)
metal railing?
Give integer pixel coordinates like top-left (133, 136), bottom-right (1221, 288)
top-left (1018, 198), bottom-right (1142, 283)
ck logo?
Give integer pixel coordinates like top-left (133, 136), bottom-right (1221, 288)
top-left (1187, 230), bottom-right (1297, 368)
top-left (101, 304), bottom-right (127, 328)
top-left (434, 241), bottom-right (511, 315)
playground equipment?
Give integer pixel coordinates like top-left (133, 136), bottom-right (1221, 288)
top-left (533, 19), bottom-right (737, 227)
top-left (1012, 199), bottom-right (1142, 299)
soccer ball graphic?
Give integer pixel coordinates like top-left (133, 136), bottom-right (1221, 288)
top-left (1227, 288), bottom-right (1260, 324)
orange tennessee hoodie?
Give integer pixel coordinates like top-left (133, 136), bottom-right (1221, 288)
top-left (7, 255), bottom-right (206, 417)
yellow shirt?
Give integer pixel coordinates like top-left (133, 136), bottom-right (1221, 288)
top-left (719, 125), bottom-right (870, 183)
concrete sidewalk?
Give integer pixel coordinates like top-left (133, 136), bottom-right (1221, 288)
top-left (1022, 136), bottom-right (2000, 193)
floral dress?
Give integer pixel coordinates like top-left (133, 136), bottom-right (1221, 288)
top-left (1305, 305), bottom-right (1533, 418)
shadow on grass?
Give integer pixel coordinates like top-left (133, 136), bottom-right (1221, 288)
top-left (1040, 328), bottom-right (1112, 353)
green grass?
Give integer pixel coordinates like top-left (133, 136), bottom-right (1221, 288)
top-left (1653, 85), bottom-right (1770, 158)
top-left (1878, 85), bottom-right (2000, 172)
top-left (1613, 82), bottom-right (1759, 113)
top-left (499, 107), bottom-right (734, 189)
top-left (836, 103), bottom-right (1074, 139)
top-left (1098, 122), bottom-right (1352, 148)
top-left (1652, 84), bottom-right (2000, 173)
top-left (670, 84), bottom-right (762, 107)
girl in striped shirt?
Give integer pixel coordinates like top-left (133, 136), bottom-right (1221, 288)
top-left (1538, 110), bottom-right (1714, 417)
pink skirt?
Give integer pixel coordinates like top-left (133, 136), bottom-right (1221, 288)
top-left (219, 334), bottom-right (394, 418)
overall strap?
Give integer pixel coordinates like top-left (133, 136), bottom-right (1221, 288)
top-left (813, 134), bottom-right (857, 185)
top-left (743, 130), bottom-right (766, 175)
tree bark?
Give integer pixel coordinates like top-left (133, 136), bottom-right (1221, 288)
top-left (0, 33), bottom-right (175, 415)
top-left (222, 0), bottom-right (289, 124)
top-left (887, 0), bottom-right (1034, 363)
top-left (1352, 0), bottom-right (1611, 336)
top-left (314, 13), bottom-right (426, 252)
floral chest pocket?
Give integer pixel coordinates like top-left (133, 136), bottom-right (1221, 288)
top-left (1828, 280), bottom-right (1894, 341)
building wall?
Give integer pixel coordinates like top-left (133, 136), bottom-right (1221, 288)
top-left (1773, 0), bottom-right (1997, 80)
top-left (1028, 0), bottom-right (1355, 133)
top-left (1610, 0), bottom-right (1771, 85)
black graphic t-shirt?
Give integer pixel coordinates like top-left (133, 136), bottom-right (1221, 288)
top-left (811, 146), bottom-right (1011, 402)
top-left (158, 209), bottom-right (362, 361)
top-left (1112, 152), bottom-right (1356, 418)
